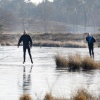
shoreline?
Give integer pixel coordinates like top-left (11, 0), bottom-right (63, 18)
top-left (0, 33), bottom-right (99, 47)
top-left (0, 41), bottom-right (87, 48)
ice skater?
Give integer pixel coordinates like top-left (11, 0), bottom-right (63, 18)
top-left (86, 33), bottom-right (96, 58)
top-left (18, 30), bottom-right (33, 64)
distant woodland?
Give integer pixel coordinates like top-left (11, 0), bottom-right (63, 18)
top-left (0, 0), bottom-right (100, 33)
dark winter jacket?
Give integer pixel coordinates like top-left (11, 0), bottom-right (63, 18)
top-left (18, 34), bottom-right (32, 48)
top-left (86, 36), bottom-right (96, 46)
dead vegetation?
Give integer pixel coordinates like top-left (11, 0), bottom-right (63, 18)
top-left (55, 54), bottom-right (100, 71)
top-left (20, 89), bottom-right (98, 100)
top-left (20, 94), bottom-right (32, 100)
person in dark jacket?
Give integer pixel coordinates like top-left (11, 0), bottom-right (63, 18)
top-left (86, 33), bottom-right (96, 58)
top-left (18, 30), bottom-right (33, 64)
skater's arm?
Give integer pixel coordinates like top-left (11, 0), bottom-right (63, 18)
top-left (18, 36), bottom-right (22, 47)
top-left (86, 37), bottom-right (88, 42)
top-left (29, 36), bottom-right (32, 48)
top-left (93, 37), bottom-right (96, 43)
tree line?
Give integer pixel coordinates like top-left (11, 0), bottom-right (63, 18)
top-left (0, 0), bottom-right (100, 33)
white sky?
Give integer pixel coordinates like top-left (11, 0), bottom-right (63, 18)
top-left (31, 0), bottom-right (54, 4)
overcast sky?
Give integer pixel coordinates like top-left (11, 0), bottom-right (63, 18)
top-left (31, 0), bottom-right (53, 4)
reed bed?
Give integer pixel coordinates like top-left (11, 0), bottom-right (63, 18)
top-left (20, 94), bottom-right (32, 100)
top-left (67, 54), bottom-right (82, 71)
top-left (44, 89), bottom-right (96, 100)
top-left (20, 89), bottom-right (99, 100)
top-left (54, 54), bottom-right (68, 68)
top-left (32, 40), bottom-right (87, 48)
top-left (81, 56), bottom-right (99, 70)
top-left (44, 93), bottom-right (67, 100)
top-left (55, 54), bottom-right (100, 71)
top-left (72, 89), bottom-right (95, 100)
top-left (44, 93), bottom-right (54, 100)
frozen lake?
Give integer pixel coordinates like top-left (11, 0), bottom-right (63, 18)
top-left (0, 46), bottom-right (100, 100)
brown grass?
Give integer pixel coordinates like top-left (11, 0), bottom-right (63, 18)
top-left (44, 89), bottom-right (96, 100)
top-left (63, 41), bottom-right (87, 48)
top-left (44, 93), bottom-right (54, 100)
top-left (44, 93), bottom-right (67, 100)
top-left (20, 94), bottom-right (32, 100)
top-left (81, 56), bottom-right (99, 70)
top-left (72, 89), bottom-right (95, 100)
top-left (32, 40), bottom-right (87, 48)
top-left (0, 33), bottom-right (100, 47)
top-left (55, 54), bottom-right (100, 71)
top-left (54, 54), bottom-right (68, 68)
top-left (20, 89), bottom-right (99, 100)
top-left (67, 54), bottom-right (82, 71)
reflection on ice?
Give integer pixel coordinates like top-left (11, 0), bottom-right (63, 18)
top-left (22, 66), bottom-right (33, 94)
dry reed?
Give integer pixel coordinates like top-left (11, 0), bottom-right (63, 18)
top-left (32, 40), bottom-right (87, 48)
top-left (72, 89), bottom-right (95, 100)
top-left (81, 56), bottom-right (98, 70)
top-left (20, 94), bottom-right (32, 100)
top-left (44, 89), bottom-right (96, 100)
top-left (55, 54), bottom-right (100, 71)
top-left (54, 54), bottom-right (68, 68)
top-left (44, 93), bottom-right (54, 100)
top-left (19, 90), bottom-right (99, 100)
top-left (67, 54), bottom-right (82, 71)
top-left (44, 93), bottom-right (67, 100)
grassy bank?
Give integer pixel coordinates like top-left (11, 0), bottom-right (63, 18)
top-left (33, 40), bottom-right (87, 48)
top-left (0, 33), bottom-right (99, 47)
top-left (55, 54), bottom-right (100, 71)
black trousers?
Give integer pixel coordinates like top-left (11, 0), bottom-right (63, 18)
top-left (88, 45), bottom-right (94, 58)
top-left (23, 46), bottom-right (33, 63)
